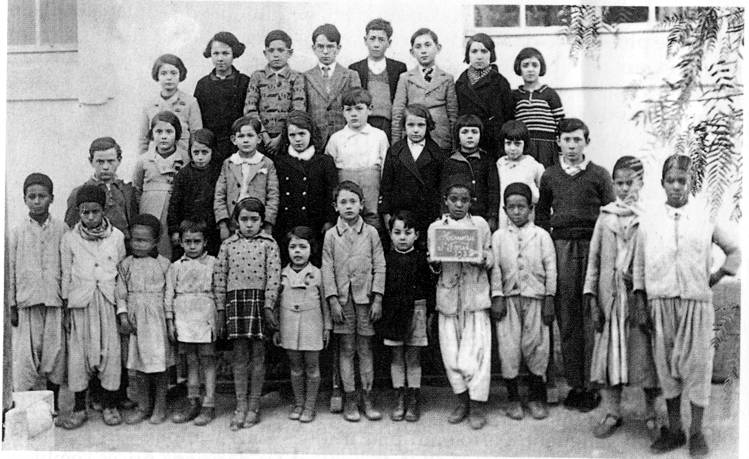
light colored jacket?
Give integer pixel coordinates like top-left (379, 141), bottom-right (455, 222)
top-left (491, 222), bottom-right (556, 299)
top-left (304, 63), bottom-right (361, 144)
top-left (138, 89), bottom-right (202, 155)
top-left (213, 153), bottom-right (279, 225)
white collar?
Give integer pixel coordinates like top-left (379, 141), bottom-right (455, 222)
top-left (229, 152), bottom-right (263, 165)
top-left (288, 145), bottom-right (315, 161)
top-left (318, 62), bottom-right (336, 74)
top-left (408, 138), bottom-right (425, 148)
top-left (367, 57), bottom-right (387, 74)
top-left (343, 124), bottom-right (371, 136)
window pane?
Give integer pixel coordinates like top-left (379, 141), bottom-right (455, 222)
top-left (40, 0), bottom-right (77, 45)
top-left (526, 5), bottom-right (564, 26)
top-left (602, 6), bottom-right (649, 24)
top-left (474, 5), bottom-right (520, 27)
top-left (8, 0), bottom-right (36, 46)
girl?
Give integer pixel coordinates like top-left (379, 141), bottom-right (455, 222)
top-left (138, 53), bottom-right (202, 159)
top-left (214, 116), bottom-right (279, 241)
top-left (115, 214), bottom-right (174, 425)
top-left (167, 128), bottom-right (222, 257)
top-left (584, 156), bottom-right (659, 439)
top-left (512, 47), bottom-right (564, 168)
top-left (194, 31), bottom-right (251, 165)
top-left (496, 120), bottom-right (544, 228)
top-left (273, 110), bottom-right (337, 264)
top-left (59, 185), bottom-right (127, 429)
top-left (133, 110), bottom-right (185, 260)
top-left (455, 33), bottom-right (514, 159)
top-left (275, 226), bottom-right (331, 423)
top-left (380, 211), bottom-right (434, 422)
top-left (166, 220), bottom-right (222, 426)
top-left (428, 177), bottom-right (493, 430)
top-left (633, 155), bottom-right (740, 456)
top-left (440, 114), bottom-right (500, 232)
top-left (321, 181), bottom-right (386, 422)
top-left (380, 104), bottom-right (444, 242)
top-left (213, 198), bottom-right (281, 430)
top-left (391, 28), bottom-right (458, 152)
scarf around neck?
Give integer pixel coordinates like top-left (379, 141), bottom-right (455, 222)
top-left (77, 217), bottom-right (113, 241)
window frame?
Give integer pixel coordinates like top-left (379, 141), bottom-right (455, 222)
top-left (7, 0), bottom-right (78, 54)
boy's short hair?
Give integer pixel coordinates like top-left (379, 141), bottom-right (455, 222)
top-left (499, 120), bottom-right (531, 155)
top-left (389, 210), bottom-right (419, 232)
top-left (503, 182), bottom-right (532, 206)
top-left (230, 116), bottom-right (263, 137)
top-left (203, 31), bottom-right (245, 59)
top-left (453, 114), bottom-right (484, 148)
top-left (189, 128), bottom-right (216, 153)
top-left (410, 28), bottom-right (439, 46)
top-left (131, 213), bottom-right (162, 239)
top-left (661, 154), bottom-right (691, 180)
top-left (89, 136), bottom-right (122, 161)
top-left (178, 219), bottom-right (209, 238)
top-left (265, 29), bottom-right (292, 48)
top-left (402, 104), bottom-right (435, 133)
top-left (148, 111), bottom-right (183, 142)
top-left (464, 33), bottom-right (496, 64)
top-left (612, 155), bottom-right (644, 177)
top-left (232, 197), bottom-right (265, 222)
top-left (312, 24), bottom-right (341, 44)
top-left (557, 117), bottom-right (590, 142)
top-left (365, 18), bottom-right (393, 38)
top-left (151, 54), bottom-right (187, 82)
top-left (514, 47), bottom-right (546, 77)
top-left (341, 88), bottom-right (372, 107)
top-left (23, 172), bottom-right (53, 196)
top-left (334, 180), bottom-right (364, 202)
top-left (286, 225), bottom-right (319, 260)
top-left (443, 175), bottom-right (473, 197)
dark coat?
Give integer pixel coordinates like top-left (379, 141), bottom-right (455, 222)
top-left (440, 149), bottom-right (500, 221)
top-left (348, 58), bottom-right (407, 102)
top-left (380, 138), bottom-right (445, 233)
top-left (167, 162), bottom-right (222, 255)
top-left (455, 67), bottom-right (514, 159)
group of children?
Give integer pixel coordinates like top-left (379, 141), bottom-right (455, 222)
top-left (7, 17), bottom-right (740, 458)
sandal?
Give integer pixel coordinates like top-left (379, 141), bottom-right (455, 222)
top-left (593, 414), bottom-right (622, 439)
top-left (229, 409), bottom-right (246, 431)
top-left (60, 410), bottom-right (88, 430)
top-left (102, 407), bottom-right (122, 426)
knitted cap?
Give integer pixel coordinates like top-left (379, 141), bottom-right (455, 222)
top-left (76, 184), bottom-right (106, 208)
top-left (203, 31), bottom-right (245, 58)
top-left (503, 182), bottom-right (532, 205)
top-left (131, 213), bottom-right (162, 239)
top-left (23, 172), bottom-right (53, 195)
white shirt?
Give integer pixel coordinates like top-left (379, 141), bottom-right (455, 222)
top-left (318, 62), bottom-right (336, 78)
top-left (325, 124), bottom-right (389, 170)
top-left (229, 152), bottom-right (264, 199)
top-left (408, 139), bottom-right (425, 162)
top-left (367, 57), bottom-right (387, 75)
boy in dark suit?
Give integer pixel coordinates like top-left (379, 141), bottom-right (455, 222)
top-left (349, 18), bottom-right (407, 142)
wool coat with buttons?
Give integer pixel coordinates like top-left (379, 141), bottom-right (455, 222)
top-left (440, 149), bottom-right (500, 221)
top-left (278, 264), bottom-right (332, 351)
top-left (213, 153), bottom-right (280, 225)
top-left (273, 150), bottom-right (338, 238)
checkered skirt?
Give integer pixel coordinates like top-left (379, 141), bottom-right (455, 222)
top-left (226, 289), bottom-right (266, 340)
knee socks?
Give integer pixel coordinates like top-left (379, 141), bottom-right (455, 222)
top-left (46, 381), bottom-right (60, 411)
top-left (304, 352), bottom-right (321, 410)
top-left (405, 346), bottom-right (421, 389)
top-left (390, 347), bottom-right (406, 389)
top-left (666, 396), bottom-right (683, 433)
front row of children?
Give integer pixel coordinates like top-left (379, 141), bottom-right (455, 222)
top-left (10, 151), bottom-right (739, 455)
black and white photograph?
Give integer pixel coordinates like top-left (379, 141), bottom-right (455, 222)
top-left (2, 0), bottom-right (744, 457)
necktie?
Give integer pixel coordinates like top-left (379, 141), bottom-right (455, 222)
top-left (423, 67), bottom-right (433, 83)
top-left (322, 66), bottom-right (331, 93)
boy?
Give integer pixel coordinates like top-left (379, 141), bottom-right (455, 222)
top-left (244, 29), bottom-right (306, 156)
top-left (348, 18), bottom-right (407, 141)
top-left (536, 118), bottom-right (615, 412)
top-left (491, 182), bottom-right (556, 421)
top-left (64, 136), bottom-right (137, 411)
top-left (9, 173), bottom-right (67, 414)
top-left (325, 88), bottom-right (389, 232)
top-left (304, 23), bottom-right (361, 146)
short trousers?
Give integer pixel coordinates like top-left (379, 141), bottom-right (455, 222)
top-left (333, 294), bottom-right (375, 336)
top-left (178, 342), bottom-right (216, 356)
top-left (384, 300), bottom-right (428, 347)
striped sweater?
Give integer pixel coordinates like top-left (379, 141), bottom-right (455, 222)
top-left (512, 85), bottom-right (564, 141)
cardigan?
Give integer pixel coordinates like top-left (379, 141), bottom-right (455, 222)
top-left (167, 162), bottom-right (221, 235)
top-left (273, 150), bottom-right (338, 236)
top-left (244, 65), bottom-right (307, 136)
top-left (193, 67), bottom-right (251, 163)
top-left (303, 63), bottom-right (361, 145)
top-left (490, 222), bottom-right (556, 299)
top-left (391, 65), bottom-right (458, 150)
top-left (379, 137), bottom-right (445, 232)
top-left (536, 161), bottom-right (615, 240)
top-left (213, 152), bottom-right (280, 225)
top-left (378, 247), bottom-right (435, 341)
top-left (348, 58), bottom-right (407, 103)
top-left (455, 67), bottom-right (514, 158)
top-left (440, 149), bottom-right (500, 221)
top-left (138, 89), bottom-right (203, 155)
top-left (65, 177), bottom-right (138, 241)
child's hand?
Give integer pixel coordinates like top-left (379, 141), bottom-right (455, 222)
top-left (369, 297), bottom-right (382, 322)
top-left (10, 306), bottom-right (18, 327)
top-left (587, 295), bottom-right (603, 333)
top-left (167, 319), bottom-right (177, 343)
top-left (219, 222), bottom-right (231, 241)
top-left (216, 310), bottom-right (226, 339)
top-left (272, 331), bottom-right (282, 347)
top-left (490, 296), bottom-right (507, 321)
top-left (323, 329), bottom-right (331, 348)
top-left (264, 308), bottom-right (279, 329)
top-left (426, 313), bottom-right (435, 342)
top-left (330, 298), bottom-right (344, 324)
top-left (262, 222), bottom-right (273, 235)
top-left (709, 268), bottom-right (727, 287)
top-left (542, 296), bottom-right (556, 326)
top-left (171, 232), bottom-right (180, 247)
top-left (117, 313), bottom-right (133, 335)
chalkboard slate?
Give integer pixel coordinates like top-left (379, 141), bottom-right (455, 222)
top-left (428, 225), bottom-right (482, 262)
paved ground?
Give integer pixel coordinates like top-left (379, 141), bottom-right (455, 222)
top-left (50, 381), bottom-right (738, 457)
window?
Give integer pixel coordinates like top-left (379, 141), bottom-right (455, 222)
top-left (601, 6), bottom-right (649, 24)
top-left (474, 5), bottom-right (519, 28)
top-left (8, 0), bottom-right (77, 50)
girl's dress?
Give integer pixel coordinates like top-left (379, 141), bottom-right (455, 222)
top-left (116, 255), bottom-right (175, 373)
top-left (138, 89), bottom-right (202, 160)
top-left (278, 264), bottom-right (331, 351)
top-left (512, 85), bottom-right (564, 168)
top-left (133, 147), bottom-right (186, 259)
top-left (585, 201), bottom-right (658, 388)
top-left (167, 162), bottom-right (222, 256)
top-left (165, 253), bottom-right (218, 344)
